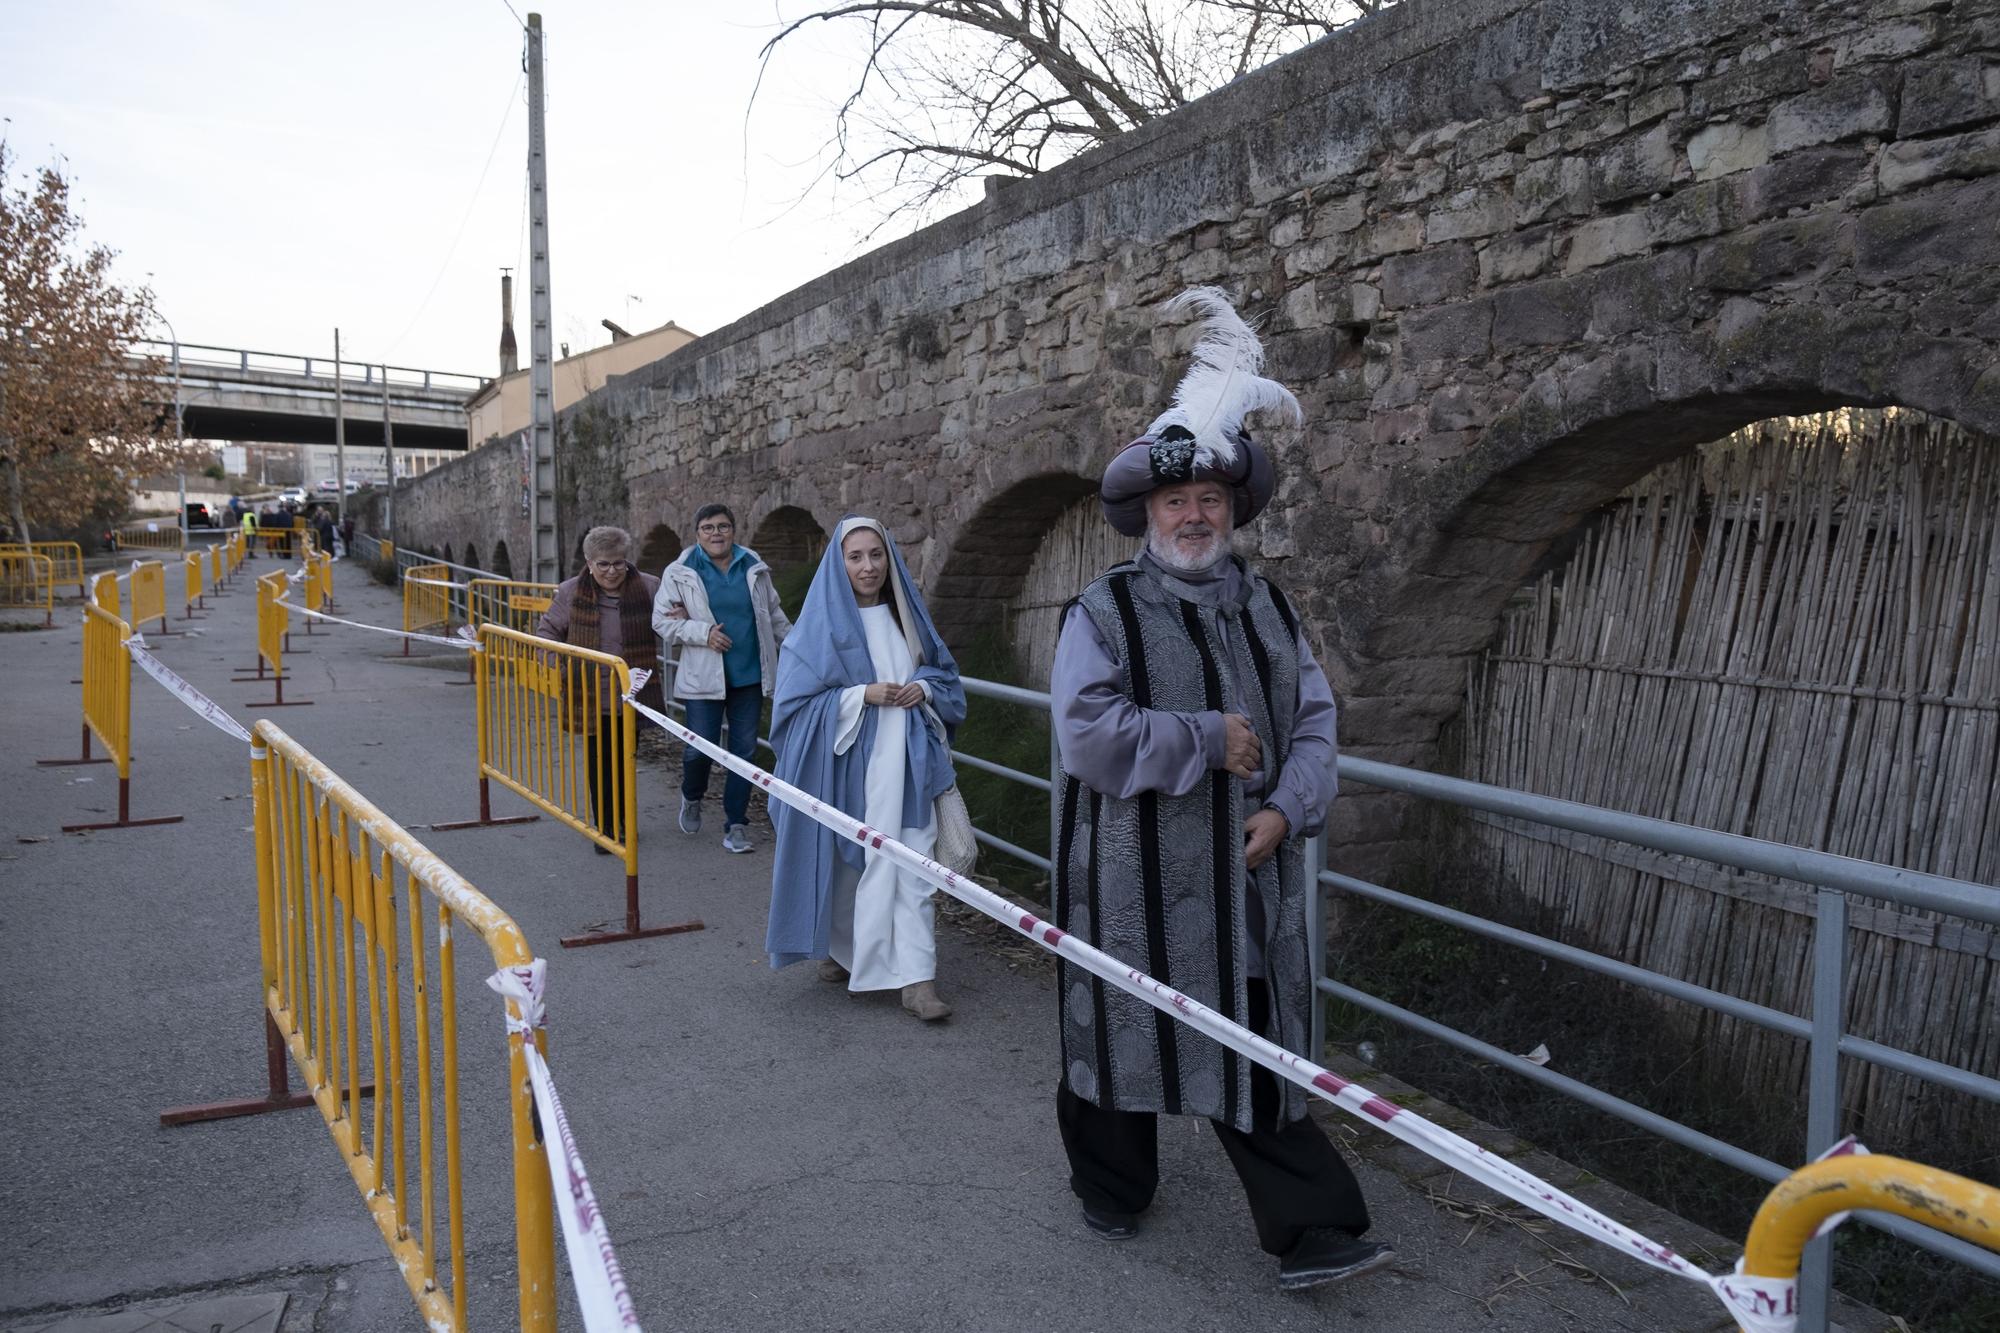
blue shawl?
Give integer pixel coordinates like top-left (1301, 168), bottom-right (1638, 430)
top-left (765, 517), bottom-right (966, 969)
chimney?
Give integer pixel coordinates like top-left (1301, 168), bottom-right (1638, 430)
top-left (499, 270), bottom-right (519, 375)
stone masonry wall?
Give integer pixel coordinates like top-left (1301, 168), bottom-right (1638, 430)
top-left (377, 0), bottom-right (2000, 873)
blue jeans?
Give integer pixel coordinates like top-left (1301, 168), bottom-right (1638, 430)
top-left (681, 683), bottom-right (762, 828)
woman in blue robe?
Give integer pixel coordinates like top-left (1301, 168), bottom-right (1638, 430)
top-left (766, 517), bottom-right (967, 1020)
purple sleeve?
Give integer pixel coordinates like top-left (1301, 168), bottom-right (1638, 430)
top-left (1263, 624), bottom-right (1339, 837)
top-left (1052, 607), bottom-right (1223, 800)
top-left (535, 581), bottom-right (572, 642)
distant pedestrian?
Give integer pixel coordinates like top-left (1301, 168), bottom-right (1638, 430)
top-left (314, 510), bottom-right (336, 559)
top-left (765, 516), bottom-right (965, 1022)
top-left (240, 507), bottom-right (257, 559)
top-left (651, 503), bottom-right (792, 854)
top-left (534, 527), bottom-right (665, 850)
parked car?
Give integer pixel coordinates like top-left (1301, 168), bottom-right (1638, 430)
top-left (184, 502), bottom-right (218, 528)
top-left (278, 486), bottom-right (309, 505)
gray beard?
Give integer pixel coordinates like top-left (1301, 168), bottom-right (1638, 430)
top-left (1146, 526), bottom-right (1229, 574)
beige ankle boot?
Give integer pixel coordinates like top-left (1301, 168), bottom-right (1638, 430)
top-left (818, 958), bottom-right (850, 984)
top-left (901, 980), bottom-right (951, 1021)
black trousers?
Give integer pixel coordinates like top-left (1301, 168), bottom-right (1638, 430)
top-left (583, 711), bottom-right (623, 841)
top-left (1056, 980), bottom-right (1370, 1256)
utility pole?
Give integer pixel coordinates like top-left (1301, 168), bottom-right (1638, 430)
top-left (381, 363), bottom-right (395, 549)
top-left (526, 12), bottom-right (558, 583)
top-left (333, 327), bottom-right (347, 521)
top-left (171, 336), bottom-right (185, 540)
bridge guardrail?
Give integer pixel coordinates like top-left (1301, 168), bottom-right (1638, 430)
top-left (132, 338), bottom-right (488, 394)
top-left (936, 674), bottom-right (2000, 1333)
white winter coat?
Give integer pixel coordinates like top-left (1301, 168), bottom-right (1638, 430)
top-left (652, 545), bottom-right (793, 700)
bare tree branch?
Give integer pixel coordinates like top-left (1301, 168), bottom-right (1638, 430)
top-left (752, 0), bottom-right (1396, 231)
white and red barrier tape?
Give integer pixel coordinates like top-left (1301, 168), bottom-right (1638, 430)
top-left (123, 633), bottom-right (254, 743)
top-left (117, 598), bottom-right (639, 1326)
top-left (488, 961), bottom-right (643, 1333)
top-left (270, 573), bottom-right (478, 650)
top-left (622, 671), bottom-right (1844, 1333)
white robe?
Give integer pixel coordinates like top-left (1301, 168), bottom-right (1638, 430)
top-left (828, 603), bottom-right (938, 991)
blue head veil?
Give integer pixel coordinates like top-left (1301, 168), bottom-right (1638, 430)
top-left (765, 517), bottom-right (966, 968)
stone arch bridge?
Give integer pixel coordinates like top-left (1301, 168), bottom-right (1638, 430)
top-left (367, 0), bottom-right (2000, 872)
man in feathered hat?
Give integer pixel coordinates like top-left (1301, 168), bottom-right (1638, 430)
top-left (1048, 288), bottom-right (1391, 1289)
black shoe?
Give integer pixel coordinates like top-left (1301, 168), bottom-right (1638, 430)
top-left (1276, 1231), bottom-right (1394, 1291)
top-left (1081, 1204), bottom-right (1138, 1240)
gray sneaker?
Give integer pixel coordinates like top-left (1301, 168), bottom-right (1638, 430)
top-left (678, 797), bottom-right (702, 835)
top-left (721, 823), bottom-right (753, 854)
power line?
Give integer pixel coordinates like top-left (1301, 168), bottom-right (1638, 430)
top-left (499, 0), bottom-right (526, 30)
top-left (385, 69), bottom-right (525, 358)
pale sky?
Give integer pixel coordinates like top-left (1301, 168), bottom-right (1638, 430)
top-left (4, 0), bottom-right (928, 376)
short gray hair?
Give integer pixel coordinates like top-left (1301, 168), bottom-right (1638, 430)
top-left (581, 525), bottom-right (633, 564)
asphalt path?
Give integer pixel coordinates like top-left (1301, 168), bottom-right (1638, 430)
top-left (0, 564), bottom-right (1814, 1332)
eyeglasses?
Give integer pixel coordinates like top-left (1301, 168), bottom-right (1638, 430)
top-left (697, 523), bottom-right (734, 535)
top-left (587, 559), bottom-right (624, 571)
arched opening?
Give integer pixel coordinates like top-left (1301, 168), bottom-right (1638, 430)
top-left (928, 471), bottom-right (1098, 675)
top-left (1007, 494), bottom-right (1136, 688)
top-left (462, 543), bottom-right (480, 574)
top-left (749, 505), bottom-right (827, 569)
top-left (440, 543), bottom-right (454, 567)
top-left (638, 523), bottom-right (683, 577)
top-left (1331, 400), bottom-right (1999, 1307)
top-left (750, 506), bottom-right (827, 619)
top-left (491, 541), bottom-right (513, 579)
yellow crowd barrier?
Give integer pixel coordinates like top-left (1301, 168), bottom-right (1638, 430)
top-left (1737, 1156), bottom-right (2000, 1331)
top-left (433, 623), bottom-right (701, 949)
top-left (182, 550), bottom-right (207, 619)
top-left (209, 542), bottom-right (226, 592)
top-left (129, 560), bottom-right (170, 634)
top-left (34, 600), bottom-right (184, 830)
top-left (313, 548), bottom-right (335, 610)
top-left (234, 570), bottom-right (311, 707)
top-left (297, 550), bottom-right (325, 637)
top-left (92, 569), bottom-right (119, 615)
top-left (463, 580), bottom-right (557, 684)
top-left (1, 551), bottom-right (55, 626)
top-left (114, 521), bottom-right (185, 552)
top-left (0, 540), bottom-right (85, 596)
top-left (401, 562), bottom-right (454, 656)
top-left (160, 722), bottom-right (556, 1331)
top-left (467, 579), bottom-right (558, 635)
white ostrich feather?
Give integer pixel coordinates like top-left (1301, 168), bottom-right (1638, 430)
top-left (1146, 286), bottom-right (1302, 469)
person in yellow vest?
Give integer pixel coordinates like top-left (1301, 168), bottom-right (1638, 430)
top-left (240, 506), bottom-right (258, 560)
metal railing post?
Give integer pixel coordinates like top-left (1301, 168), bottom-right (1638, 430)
top-left (1798, 887), bottom-right (1849, 1332)
top-left (1305, 834), bottom-right (1326, 1059)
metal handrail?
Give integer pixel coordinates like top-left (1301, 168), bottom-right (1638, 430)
top-left (938, 670), bottom-right (2000, 1326)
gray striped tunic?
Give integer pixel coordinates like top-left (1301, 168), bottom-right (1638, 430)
top-left (1054, 561), bottom-right (1313, 1133)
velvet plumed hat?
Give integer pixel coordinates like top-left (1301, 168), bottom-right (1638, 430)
top-left (1100, 287), bottom-right (1300, 538)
